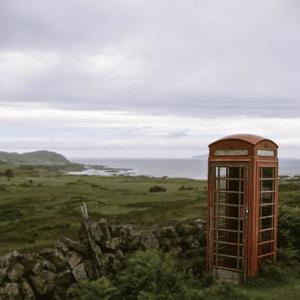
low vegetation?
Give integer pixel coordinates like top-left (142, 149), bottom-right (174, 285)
top-left (0, 164), bottom-right (206, 254)
top-left (0, 165), bottom-right (300, 298)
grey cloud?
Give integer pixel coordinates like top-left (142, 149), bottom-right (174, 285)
top-left (0, 0), bottom-right (300, 118)
top-left (165, 131), bottom-right (189, 139)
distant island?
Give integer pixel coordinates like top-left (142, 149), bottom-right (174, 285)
top-left (0, 150), bottom-right (70, 165)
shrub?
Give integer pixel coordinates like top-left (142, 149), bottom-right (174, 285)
top-left (258, 262), bottom-right (288, 283)
top-left (149, 186), bottom-right (166, 193)
top-left (69, 277), bottom-right (117, 300)
top-left (4, 169), bottom-right (14, 181)
top-left (178, 186), bottom-right (194, 191)
top-left (278, 205), bottom-right (300, 250)
top-left (114, 250), bottom-right (204, 299)
top-left (201, 283), bottom-right (250, 300)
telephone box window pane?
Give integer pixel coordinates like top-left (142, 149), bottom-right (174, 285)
top-left (218, 179), bottom-right (227, 190)
top-left (259, 242), bottom-right (273, 256)
top-left (260, 205), bottom-right (273, 217)
top-left (240, 193), bottom-right (244, 205)
top-left (219, 167), bottom-right (227, 177)
top-left (218, 257), bottom-right (238, 269)
top-left (258, 255), bottom-right (274, 266)
top-left (218, 244), bottom-right (239, 256)
top-left (228, 206), bottom-right (239, 218)
top-left (261, 180), bottom-right (274, 191)
top-left (228, 193), bottom-right (239, 205)
top-left (261, 167), bottom-right (274, 178)
top-left (217, 230), bottom-right (239, 243)
top-left (219, 192), bottom-right (226, 204)
top-left (261, 192), bottom-right (274, 204)
top-left (224, 219), bottom-right (239, 231)
top-left (260, 230), bottom-right (273, 242)
top-left (260, 217), bottom-right (273, 230)
top-left (228, 180), bottom-right (240, 191)
top-left (239, 220), bottom-right (244, 230)
top-left (229, 167), bottom-right (240, 178)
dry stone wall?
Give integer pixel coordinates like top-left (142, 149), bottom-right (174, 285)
top-left (0, 218), bottom-right (206, 300)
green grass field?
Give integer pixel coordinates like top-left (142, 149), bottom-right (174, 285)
top-left (0, 165), bottom-right (207, 254)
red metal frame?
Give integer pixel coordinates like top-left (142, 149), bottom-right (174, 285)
top-left (206, 134), bottom-right (278, 281)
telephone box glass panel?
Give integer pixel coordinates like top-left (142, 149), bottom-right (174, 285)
top-left (212, 166), bottom-right (246, 272)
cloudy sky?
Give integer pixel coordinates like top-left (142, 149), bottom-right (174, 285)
top-left (1, 0), bottom-right (300, 158)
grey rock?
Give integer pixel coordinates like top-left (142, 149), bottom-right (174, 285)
top-left (65, 251), bottom-right (82, 270)
top-left (4, 283), bottom-right (21, 300)
top-left (181, 236), bottom-right (198, 250)
top-left (83, 259), bottom-right (96, 279)
top-left (139, 232), bottom-right (159, 250)
top-left (161, 226), bottom-right (177, 238)
top-left (19, 254), bottom-right (37, 272)
top-left (54, 240), bottom-right (69, 254)
top-left (0, 286), bottom-right (5, 299)
top-left (56, 270), bottom-right (73, 286)
top-left (20, 278), bottom-right (35, 300)
top-left (29, 270), bottom-right (56, 296)
top-left (109, 224), bottom-right (121, 237)
top-left (121, 225), bottom-right (138, 241)
top-left (89, 223), bottom-right (103, 243)
top-left (1, 251), bottom-right (22, 268)
top-left (126, 235), bottom-right (140, 250)
top-left (7, 263), bottom-right (25, 282)
top-left (72, 263), bottom-right (87, 282)
top-left (31, 261), bottom-right (43, 275)
top-left (61, 238), bottom-right (88, 255)
top-left (174, 222), bottom-right (185, 235)
top-left (40, 248), bottom-right (66, 271)
top-left (42, 259), bottom-right (57, 273)
top-left (184, 224), bottom-right (197, 235)
top-left (0, 268), bottom-right (7, 285)
top-left (104, 237), bottom-right (121, 251)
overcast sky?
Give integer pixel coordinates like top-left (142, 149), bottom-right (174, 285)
top-left (1, 0), bottom-right (300, 158)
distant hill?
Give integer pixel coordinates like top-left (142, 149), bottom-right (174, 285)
top-left (0, 150), bottom-right (70, 165)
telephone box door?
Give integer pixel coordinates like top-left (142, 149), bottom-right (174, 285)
top-left (210, 164), bottom-right (248, 283)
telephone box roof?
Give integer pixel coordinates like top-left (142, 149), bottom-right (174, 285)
top-left (209, 134), bottom-right (278, 147)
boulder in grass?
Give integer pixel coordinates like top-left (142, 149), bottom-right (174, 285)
top-left (65, 251), bottom-right (82, 270)
top-left (40, 248), bottom-right (66, 271)
top-left (148, 185), bottom-right (166, 193)
top-left (56, 270), bottom-right (74, 287)
top-left (72, 263), bottom-right (87, 282)
top-left (7, 263), bottom-right (25, 282)
top-left (0, 268), bottom-right (7, 285)
top-left (29, 270), bottom-right (56, 296)
top-left (4, 283), bottom-right (21, 300)
top-left (60, 238), bottom-right (88, 255)
top-left (20, 278), bottom-right (35, 300)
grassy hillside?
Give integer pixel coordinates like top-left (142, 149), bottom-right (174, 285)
top-left (0, 150), bottom-right (70, 165)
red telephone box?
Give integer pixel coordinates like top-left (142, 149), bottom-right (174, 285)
top-left (206, 134), bottom-right (278, 283)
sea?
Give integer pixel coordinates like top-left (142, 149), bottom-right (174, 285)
top-left (70, 158), bottom-right (300, 180)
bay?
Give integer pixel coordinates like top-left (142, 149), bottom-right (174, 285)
top-left (70, 158), bottom-right (300, 180)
